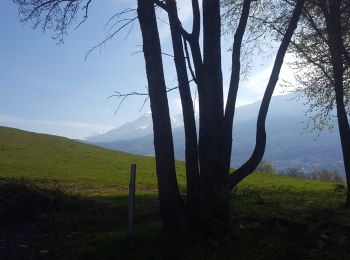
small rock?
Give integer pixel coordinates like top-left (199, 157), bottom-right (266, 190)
top-left (320, 233), bottom-right (330, 240)
top-left (39, 250), bottom-right (49, 254)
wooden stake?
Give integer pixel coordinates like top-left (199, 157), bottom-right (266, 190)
top-left (128, 164), bottom-right (136, 237)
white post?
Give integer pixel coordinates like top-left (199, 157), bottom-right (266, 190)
top-left (128, 164), bottom-right (136, 237)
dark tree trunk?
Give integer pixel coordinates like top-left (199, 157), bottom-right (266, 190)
top-left (166, 0), bottom-right (200, 209)
top-left (199, 0), bottom-right (225, 186)
top-left (195, 0), bottom-right (228, 235)
top-left (137, 0), bottom-right (184, 237)
top-left (223, 0), bottom-right (252, 174)
top-left (323, 0), bottom-right (350, 208)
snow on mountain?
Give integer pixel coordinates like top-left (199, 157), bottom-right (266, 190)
top-left (81, 130), bottom-right (105, 140)
top-left (84, 111), bottom-right (187, 143)
top-left (84, 112), bottom-right (153, 143)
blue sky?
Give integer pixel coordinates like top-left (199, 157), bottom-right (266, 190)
top-left (0, 0), bottom-right (294, 139)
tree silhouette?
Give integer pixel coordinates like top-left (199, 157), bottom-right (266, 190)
top-left (13, 0), bottom-right (306, 237)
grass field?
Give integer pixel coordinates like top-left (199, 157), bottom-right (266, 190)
top-left (0, 126), bottom-right (188, 188)
top-left (0, 126), bottom-right (349, 259)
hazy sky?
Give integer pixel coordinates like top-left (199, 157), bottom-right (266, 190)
top-left (0, 0), bottom-right (295, 139)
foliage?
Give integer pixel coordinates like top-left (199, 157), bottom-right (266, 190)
top-left (223, 0), bottom-right (350, 132)
top-left (286, 0), bottom-right (350, 132)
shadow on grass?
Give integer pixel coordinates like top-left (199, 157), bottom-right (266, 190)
top-left (0, 178), bottom-right (350, 259)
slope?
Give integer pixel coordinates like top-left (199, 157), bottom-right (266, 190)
top-left (0, 126), bottom-right (349, 259)
top-left (0, 126), bottom-right (186, 187)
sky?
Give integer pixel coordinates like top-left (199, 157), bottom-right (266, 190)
top-left (0, 0), bottom-right (295, 139)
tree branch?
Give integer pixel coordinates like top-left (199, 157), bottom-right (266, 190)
top-left (228, 0), bottom-right (306, 190)
top-left (249, 15), bottom-right (334, 85)
top-left (85, 11), bottom-right (138, 59)
top-left (75, 0), bottom-right (92, 29)
top-left (223, 0), bottom-right (252, 173)
top-left (183, 38), bottom-right (198, 85)
top-left (154, 0), bottom-right (168, 11)
top-left (191, 0), bottom-right (200, 40)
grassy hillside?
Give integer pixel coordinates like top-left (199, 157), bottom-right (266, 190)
top-left (0, 126), bottom-right (187, 189)
top-left (0, 126), bottom-right (346, 207)
top-left (0, 126), bottom-right (349, 259)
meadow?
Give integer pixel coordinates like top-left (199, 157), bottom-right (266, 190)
top-left (0, 126), bottom-right (349, 259)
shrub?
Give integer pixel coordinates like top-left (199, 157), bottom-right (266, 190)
top-left (256, 160), bottom-right (276, 174)
top-left (334, 183), bottom-right (346, 192)
top-left (310, 169), bottom-right (344, 183)
top-left (279, 168), bottom-right (307, 179)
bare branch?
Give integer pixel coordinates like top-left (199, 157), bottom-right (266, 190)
top-left (249, 15), bottom-right (334, 85)
top-left (14, 0), bottom-right (91, 43)
top-left (183, 38), bottom-right (198, 84)
top-left (75, 0), bottom-right (92, 29)
top-left (108, 83), bottom-right (191, 115)
top-left (85, 14), bottom-right (137, 59)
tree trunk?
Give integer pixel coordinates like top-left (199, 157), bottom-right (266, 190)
top-left (199, 0), bottom-right (225, 184)
top-left (323, 0), bottom-right (350, 208)
top-left (166, 0), bottom-right (200, 210)
top-left (137, 0), bottom-right (184, 237)
top-left (198, 0), bottom-right (228, 235)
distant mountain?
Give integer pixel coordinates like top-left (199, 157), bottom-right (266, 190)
top-left (84, 94), bottom-right (345, 176)
top-left (84, 112), bottom-right (153, 143)
top-left (82, 130), bottom-right (106, 140)
top-left (84, 112), bottom-right (184, 143)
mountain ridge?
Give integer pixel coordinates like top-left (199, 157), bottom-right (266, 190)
top-left (83, 94), bottom-right (345, 175)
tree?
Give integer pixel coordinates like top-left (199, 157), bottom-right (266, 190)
top-left (238, 0), bottom-right (350, 207)
top-left (321, 0), bottom-right (350, 207)
top-left (13, 0), bottom-right (306, 237)
top-left (289, 1), bottom-right (350, 134)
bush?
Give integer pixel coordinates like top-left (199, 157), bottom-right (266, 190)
top-left (310, 169), bottom-right (344, 183)
top-left (279, 168), bottom-right (307, 179)
top-left (256, 160), bottom-right (276, 174)
top-left (334, 183), bottom-right (346, 192)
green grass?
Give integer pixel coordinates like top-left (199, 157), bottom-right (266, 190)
top-left (0, 126), bottom-right (350, 259)
top-left (0, 126), bottom-right (187, 189)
